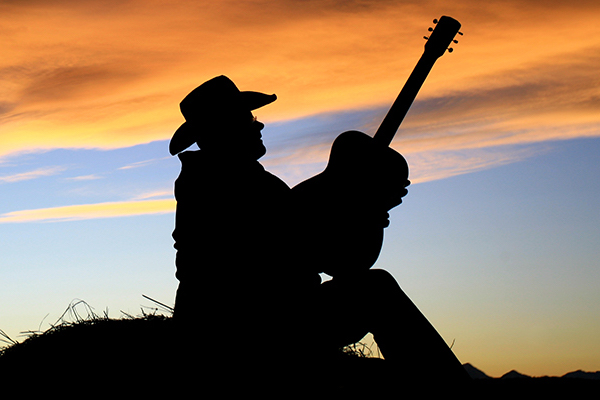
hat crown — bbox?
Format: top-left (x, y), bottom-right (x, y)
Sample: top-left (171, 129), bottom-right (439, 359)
top-left (180, 75), bottom-right (240, 121)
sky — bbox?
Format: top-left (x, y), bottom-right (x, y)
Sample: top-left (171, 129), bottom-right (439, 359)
top-left (1, 0), bottom-right (600, 378)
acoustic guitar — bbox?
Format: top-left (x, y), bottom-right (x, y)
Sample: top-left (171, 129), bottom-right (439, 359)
top-left (291, 16), bottom-right (462, 277)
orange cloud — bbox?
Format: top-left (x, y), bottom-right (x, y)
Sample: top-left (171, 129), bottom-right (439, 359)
top-left (1, 0), bottom-right (600, 177)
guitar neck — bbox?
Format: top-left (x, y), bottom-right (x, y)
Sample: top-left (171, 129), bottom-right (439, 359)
top-left (373, 15), bottom-right (461, 147)
top-left (373, 52), bottom-right (438, 147)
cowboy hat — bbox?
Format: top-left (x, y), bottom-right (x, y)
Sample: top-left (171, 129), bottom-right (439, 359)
top-left (169, 75), bottom-right (276, 155)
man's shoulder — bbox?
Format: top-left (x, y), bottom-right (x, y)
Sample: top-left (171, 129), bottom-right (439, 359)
top-left (175, 150), bottom-right (290, 190)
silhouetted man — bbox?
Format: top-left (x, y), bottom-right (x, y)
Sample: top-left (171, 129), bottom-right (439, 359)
top-left (169, 76), bottom-right (294, 325)
top-left (169, 76), bottom-right (294, 391)
top-left (169, 75), bottom-right (470, 393)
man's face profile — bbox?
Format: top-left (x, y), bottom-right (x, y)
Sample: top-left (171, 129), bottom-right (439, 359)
top-left (204, 109), bottom-right (267, 160)
top-left (238, 113), bottom-right (267, 160)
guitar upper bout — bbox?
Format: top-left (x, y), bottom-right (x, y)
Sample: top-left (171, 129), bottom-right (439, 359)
top-left (324, 130), bottom-right (409, 209)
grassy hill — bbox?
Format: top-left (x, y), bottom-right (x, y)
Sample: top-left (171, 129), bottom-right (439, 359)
top-left (0, 303), bottom-right (392, 397)
top-left (1, 304), bottom-right (598, 398)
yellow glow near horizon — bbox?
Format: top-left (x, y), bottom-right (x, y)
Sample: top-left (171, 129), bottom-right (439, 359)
top-left (0, 199), bottom-right (175, 224)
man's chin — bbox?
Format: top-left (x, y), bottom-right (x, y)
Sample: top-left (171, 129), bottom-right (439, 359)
top-left (254, 143), bottom-right (267, 160)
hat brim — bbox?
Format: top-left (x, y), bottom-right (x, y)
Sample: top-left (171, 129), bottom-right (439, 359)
top-left (169, 121), bottom-right (197, 156)
top-left (239, 91), bottom-right (277, 111)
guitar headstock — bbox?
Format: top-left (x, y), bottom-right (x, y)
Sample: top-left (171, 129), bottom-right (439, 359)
top-left (423, 16), bottom-right (462, 59)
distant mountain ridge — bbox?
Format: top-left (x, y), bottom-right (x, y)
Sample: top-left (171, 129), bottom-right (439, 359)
top-left (463, 363), bottom-right (491, 379)
top-left (464, 363), bottom-right (600, 380)
top-left (562, 370), bottom-right (600, 380)
top-left (501, 370), bottom-right (530, 379)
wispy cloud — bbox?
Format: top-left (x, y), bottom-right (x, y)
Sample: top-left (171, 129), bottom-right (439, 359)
top-left (405, 146), bottom-right (542, 184)
top-left (0, 166), bottom-right (66, 183)
top-left (118, 157), bottom-right (169, 170)
top-left (131, 190), bottom-right (173, 200)
top-left (0, 199), bottom-right (175, 223)
top-left (64, 174), bottom-right (102, 181)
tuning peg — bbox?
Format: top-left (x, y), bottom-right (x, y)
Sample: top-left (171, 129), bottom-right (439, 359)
top-left (448, 48), bottom-right (454, 53)
top-left (423, 36), bottom-right (429, 40)
top-left (428, 27), bottom-right (434, 32)
top-left (453, 39), bottom-right (458, 44)
top-left (433, 18), bottom-right (438, 24)
top-left (458, 31), bottom-right (464, 36)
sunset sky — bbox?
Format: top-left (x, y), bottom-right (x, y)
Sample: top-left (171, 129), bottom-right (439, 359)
top-left (2, 0), bottom-right (600, 378)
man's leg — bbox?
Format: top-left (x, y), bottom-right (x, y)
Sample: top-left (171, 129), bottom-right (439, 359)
top-left (319, 269), bottom-right (471, 388)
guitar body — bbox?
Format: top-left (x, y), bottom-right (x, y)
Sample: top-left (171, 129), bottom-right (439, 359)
top-left (291, 131), bottom-right (409, 277)
top-left (291, 16), bottom-right (461, 278)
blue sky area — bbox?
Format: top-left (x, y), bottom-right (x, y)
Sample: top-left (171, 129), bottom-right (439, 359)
top-left (2, 117), bottom-right (599, 377)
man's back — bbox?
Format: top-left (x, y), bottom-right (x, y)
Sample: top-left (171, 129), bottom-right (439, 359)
top-left (172, 150), bottom-right (292, 312)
